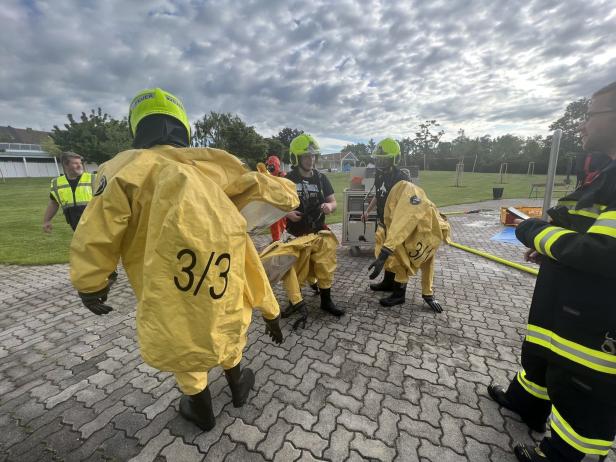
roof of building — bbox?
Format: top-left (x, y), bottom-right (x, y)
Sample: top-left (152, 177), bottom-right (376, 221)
top-left (320, 151), bottom-right (358, 162)
top-left (0, 126), bottom-right (51, 144)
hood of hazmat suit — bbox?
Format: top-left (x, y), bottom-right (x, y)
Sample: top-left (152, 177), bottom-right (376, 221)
top-left (380, 180), bottom-right (451, 275)
top-left (70, 145), bottom-right (299, 372)
top-left (226, 168), bottom-right (297, 233)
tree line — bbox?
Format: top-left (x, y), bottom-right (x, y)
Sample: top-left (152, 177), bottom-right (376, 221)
top-left (47, 98), bottom-right (588, 173)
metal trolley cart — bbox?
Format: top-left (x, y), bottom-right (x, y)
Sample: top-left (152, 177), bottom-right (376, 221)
top-left (342, 167), bottom-right (377, 256)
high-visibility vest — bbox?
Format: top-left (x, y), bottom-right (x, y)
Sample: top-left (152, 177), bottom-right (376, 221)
top-left (50, 172), bottom-right (96, 210)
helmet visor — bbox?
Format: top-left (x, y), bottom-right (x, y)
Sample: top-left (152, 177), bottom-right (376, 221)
top-left (374, 155), bottom-right (394, 169)
top-left (304, 143), bottom-right (320, 156)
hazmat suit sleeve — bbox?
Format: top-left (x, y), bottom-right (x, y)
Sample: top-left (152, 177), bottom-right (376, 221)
top-left (243, 239), bottom-right (280, 320)
top-left (383, 181), bottom-right (432, 251)
top-left (70, 175), bottom-right (131, 293)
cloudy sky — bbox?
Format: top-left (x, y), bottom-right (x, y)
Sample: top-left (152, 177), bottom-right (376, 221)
top-left (2, 0), bottom-right (615, 152)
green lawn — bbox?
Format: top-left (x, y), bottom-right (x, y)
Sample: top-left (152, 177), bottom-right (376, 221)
top-left (0, 171), bottom-right (570, 265)
top-left (0, 178), bottom-right (74, 265)
top-left (324, 171), bottom-right (569, 224)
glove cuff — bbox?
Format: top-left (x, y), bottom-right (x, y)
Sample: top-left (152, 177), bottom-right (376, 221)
top-left (264, 314), bottom-right (281, 323)
top-left (78, 286), bottom-right (108, 297)
top-left (379, 247), bottom-right (393, 258)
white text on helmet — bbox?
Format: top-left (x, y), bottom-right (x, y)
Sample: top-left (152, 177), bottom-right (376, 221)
top-left (130, 93), bottom-right (155, 111)
top-left (165, 94), bottom-right (184, 110)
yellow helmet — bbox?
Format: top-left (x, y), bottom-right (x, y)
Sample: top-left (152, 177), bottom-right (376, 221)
top-left (372, 138), bottom-right (400, 168)
top-left (128, 88), bottom-right (191, 139)
top-left (289, 133), bottom-right (320, 165)
top-left (372, 138), bottom-right (400, 158)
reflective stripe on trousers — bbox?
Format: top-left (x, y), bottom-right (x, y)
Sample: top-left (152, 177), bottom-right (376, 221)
top-left (550, 405), bottom-right (613, 456)
top-left (516, 369), bottom-right (549, 400)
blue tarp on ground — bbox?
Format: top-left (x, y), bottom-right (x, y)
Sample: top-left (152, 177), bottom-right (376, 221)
top-left (490, 226), bottom-right (522, 245)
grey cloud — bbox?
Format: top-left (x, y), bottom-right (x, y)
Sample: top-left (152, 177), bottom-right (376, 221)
top-left (1, 0), bottom-right (615, 143)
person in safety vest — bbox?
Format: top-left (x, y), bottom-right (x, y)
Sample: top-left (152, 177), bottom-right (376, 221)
top-left (69, 88), bottom-right (299, 432)
top-left (265, 155), bottom-right (287, 242)
top-left (260, 134), bottom-right (344, 330)
top-left (488, 81), bottom-right (616, 462)
top-left (361, 138), bottom-right (450, 309)
top-left (43, 152), bottom-right (95, 233)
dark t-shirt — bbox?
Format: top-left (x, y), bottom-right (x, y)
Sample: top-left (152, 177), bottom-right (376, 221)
top-left (50, 175), bottom-right (87, 231)
top-left (285, 168), bottom-right (334, 237)
top-left (375, 167), bottom-right (410, 223)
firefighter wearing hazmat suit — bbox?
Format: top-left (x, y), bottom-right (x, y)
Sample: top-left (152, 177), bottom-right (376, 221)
top-left (264, 155), bottom-right (287, 242)
top-left (259, 134), bottom-right (344, 330)
top-left (70, 88), bottom-right (299, 432)
top-left (363, 138), bottom-right (451, 309)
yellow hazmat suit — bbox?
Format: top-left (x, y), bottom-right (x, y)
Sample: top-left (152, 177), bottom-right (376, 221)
top-left (259, 230), bottom-right (338, 304)
top-left (375, 181), bottom-right (451, 294)
top-left (70, 146), bottom-right (298, 394)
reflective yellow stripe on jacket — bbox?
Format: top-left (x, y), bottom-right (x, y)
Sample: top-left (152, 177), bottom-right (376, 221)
top-left (50, 172), bottom-right (95, 210)
top-left (525, 324), bottom-right (616, 374)
top-left (559, 201), bottom-right (607, 219)
top-left (587, 211), bottom-right (616, 239)
top-left (533, 226), bottom-right (575, 259)
top-left (550, 406), bottom-right (613, 456)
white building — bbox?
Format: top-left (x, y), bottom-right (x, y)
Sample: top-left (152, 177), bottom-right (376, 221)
top-left (0, 126), bottom-right (96, 178)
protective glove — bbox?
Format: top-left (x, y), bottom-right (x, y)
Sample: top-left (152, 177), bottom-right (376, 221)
top-left (292, 303), bottom-right (309, 331)
top-left (422, 294), bottom-right (443, 313)
top-left (78, 285), bottom-right (113, 315)
top-left (368, 247), bottom-right (393, 280)
top-left (264, 315), bottom-right (284, 344)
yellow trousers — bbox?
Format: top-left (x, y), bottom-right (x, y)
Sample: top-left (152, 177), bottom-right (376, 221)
top-left (281, 231), bottom-right (338, 304)
top-left (375, 226), bottom-right (435, 295)
top-left (174, 351), bottom-right (243, 396)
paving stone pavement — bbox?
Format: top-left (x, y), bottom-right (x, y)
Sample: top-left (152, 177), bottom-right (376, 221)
top-left (1, 198), bottom-right (614, 462)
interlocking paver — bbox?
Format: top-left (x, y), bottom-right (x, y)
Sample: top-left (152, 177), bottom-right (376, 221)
top-left (312, 403), bottom-right (341, 439)
top-left (225, 418), bottom-right (266, 450)
top-left (192, 410), bottom-right (234, 453)
top-left (464, 437), bottom-right (492, 462)
top-left (463, 420), bottom-right (512, 451)
top-left (351, 432), bottom-right (396, 461)
top-left (159, 436), bottom-right (204, 462)
top-left (128, 429), bottom-right (174, 462)
top-left (273, 441), bottom-right (302, 462)
top-left (419, 439), bottom-right (469, 462)
top-left (256, 418), bottom-right (292, 460)
top-left (286, 426), bottom-right (328, 457)
top-left (337, 409), bottom-right (378, 437)
top-left (3, 206), bottom-right (616, 462)
top-left (280, 404), bottom-right (318, 431)
top-left (394, 432), bottom-right (421, 462)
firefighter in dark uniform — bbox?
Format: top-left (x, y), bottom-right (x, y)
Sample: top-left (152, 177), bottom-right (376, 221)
top-left (278, 133), bottom-right (345, 327)
top-left (488, 81), bottom-right (616, 461)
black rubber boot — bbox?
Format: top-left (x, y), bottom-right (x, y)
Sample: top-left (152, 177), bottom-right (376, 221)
top-left (513, 444), bottom-right (551, 461)
top-left (379, 284), bottom-right (406, 307)
top-left (319, 288), bottom-right (345, 317)
top-left (281, 300), bottom-right (306, 318)
top-left (370, 270), bottom-right (396, 291)
top-left (487, 384), bottom-right (547, 433)
top-left (179, 386), bottom-right (216, 431)
top-left (224, 364), bottom-right (255, 408)
top-left (310, 283), bottom-right (320, 295)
